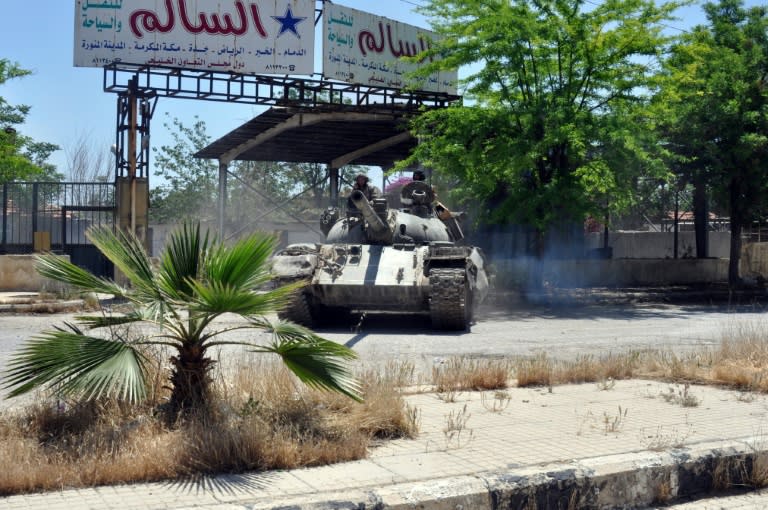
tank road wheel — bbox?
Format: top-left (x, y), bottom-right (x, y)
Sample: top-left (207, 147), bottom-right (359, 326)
top-left (429, 268), bottom-right (472, 331)
top-left (278, 292), bottom-right (316, 328)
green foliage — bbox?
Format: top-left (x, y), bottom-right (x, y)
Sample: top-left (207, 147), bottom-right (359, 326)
top-left (653, 0), bottom-right (768, 284)
top-left (150, 115), bottom-right (363, 226)
top-left (3, 223), bottom-right (362, 417)
top-left (404, 0), bottom-right (678, 244)
top-left (0, 59), bottom-right (60, 182)
top-left (150, 114), bottom-right (218, 223)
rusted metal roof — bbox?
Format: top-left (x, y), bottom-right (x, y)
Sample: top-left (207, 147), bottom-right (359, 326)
top-left (195, 106), bottom-right (418, 168)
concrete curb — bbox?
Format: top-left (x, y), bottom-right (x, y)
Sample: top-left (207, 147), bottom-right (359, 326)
top-left (0, 299), bottom-right (84, 313)
top-left (233, 438), bottom-right (765, 510)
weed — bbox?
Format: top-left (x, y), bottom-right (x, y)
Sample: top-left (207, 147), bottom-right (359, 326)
top-left (654, 478), bottom-right (673, 505)
top-left (639, 423), bottom-right (694, 451)
top-left (432, 357), bottom-right (511, 394)
top-left (514, 353), bottom-right (553, 387)
top-left (515, 351), bottom-right (638, 389)
top-left (575, 406), bottom-right (628, 436)
top-left (660, 384), bottom-right (700, 408)
top-left (748, 453), bottom-right (768, 489)
top-left (736, 392), bottom-right (759, 403)
top-left (443, 404), bottom-right (473, 449)
top-left (383, 359), bottom-right (417, 389)
top-left (603, 406), bottom-right (628, 434)
top-left (481, 390), bottom-right (512, 413)
top-left (596, 377), bottom-right (616, 391)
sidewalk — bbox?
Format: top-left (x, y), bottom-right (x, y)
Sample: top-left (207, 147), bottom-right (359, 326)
top-left (3, 379), bottom-right (768, 509)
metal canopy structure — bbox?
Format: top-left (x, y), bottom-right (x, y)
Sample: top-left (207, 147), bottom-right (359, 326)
top-left (103, 63), bottom-right (458, 112)
top-left (195, 106), bottom-right (416, 168)
top-left (102, 64), bottom-right (460, 235)
top-left (193, 104), bottom-right (429, 234)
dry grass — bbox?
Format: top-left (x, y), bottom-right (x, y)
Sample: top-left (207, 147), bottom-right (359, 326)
top-left (710, 321), bottom-right (768, 392)
top-left (431, 357), bottom-right (512, 394)
top-left (0, 357), bottom-right (417, 496)
top-left (514, 352), bottom-right (638, 388)
top-left (711, 453), bottom-right (768, 492)
top-left (511, 319), bottom-right (768, 395)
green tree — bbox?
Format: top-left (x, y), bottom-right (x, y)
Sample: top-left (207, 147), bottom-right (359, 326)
top-left (150, 114), bottom-right (219, 223)
top-left (3, 223), bottom-right (361, 420)
top-left (152, 115), bottom-right (363, 227)
top-left (0, 59), bottom-right (60, 182)
top-left (654, 0), bottom-right (768, 286)
top-left (404, 0), bottom-right (678, 274)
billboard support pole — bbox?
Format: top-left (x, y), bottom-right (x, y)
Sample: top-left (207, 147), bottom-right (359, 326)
top-left (115, 78), bottom-right (155, 255)
top-left (128, 79), bottom-right (138, 236)
top-left (218, 160), bottom-right (228, 238)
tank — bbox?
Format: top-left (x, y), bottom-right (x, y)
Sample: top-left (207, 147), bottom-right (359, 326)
top-left (271, 181), bottom-right (490, 330)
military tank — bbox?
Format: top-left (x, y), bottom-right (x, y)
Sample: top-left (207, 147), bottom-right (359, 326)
top-left (271, 181), bottom-right (490, 330)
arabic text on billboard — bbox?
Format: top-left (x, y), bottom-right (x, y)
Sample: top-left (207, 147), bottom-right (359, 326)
top-left (323, 4), bottom-right (457, 95)
top-left (75, 0), bottom-right (315, 75)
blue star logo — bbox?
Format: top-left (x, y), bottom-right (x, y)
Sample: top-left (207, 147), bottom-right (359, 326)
top-left (271, 5), bottom-right (307, 38)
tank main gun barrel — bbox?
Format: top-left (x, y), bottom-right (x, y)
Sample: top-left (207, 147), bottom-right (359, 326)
top-left (350, 190), bottom-right (392, 243)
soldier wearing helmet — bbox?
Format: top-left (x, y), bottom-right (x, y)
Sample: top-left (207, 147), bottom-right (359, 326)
top-left (347, 174), bottom-right (381, 211)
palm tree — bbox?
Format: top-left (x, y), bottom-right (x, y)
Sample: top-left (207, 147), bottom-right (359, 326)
top-left (3, 223), bottom-right (361, 419)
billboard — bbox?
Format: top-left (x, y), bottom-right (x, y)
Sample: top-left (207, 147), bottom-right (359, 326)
top-left (323, 4), bottom-right (457, 94)
top-left (75, 0), bottom-right (315, 75)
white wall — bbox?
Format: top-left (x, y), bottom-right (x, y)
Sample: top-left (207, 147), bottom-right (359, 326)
top-left (585, 231), bottom-right (731, 259)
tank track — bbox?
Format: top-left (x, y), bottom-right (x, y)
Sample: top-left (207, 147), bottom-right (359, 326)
top-left (429, 267), bottom-right (471, 330)
top-left (278, 291), bottom-right (315, 328)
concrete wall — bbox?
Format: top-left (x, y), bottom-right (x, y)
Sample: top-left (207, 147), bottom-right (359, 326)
top-left (0, 254), bottom-right (70, 292)
top-left (495, 257), bottom-right (730, 288)
top-left (741, 242), bottom-right (768, 280)
top-left (585, 231), bottom-right (731, 259)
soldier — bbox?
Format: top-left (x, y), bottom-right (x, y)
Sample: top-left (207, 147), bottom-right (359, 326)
top-left (347, 174), bottom-right (381, 211)
top-left (400, 170), bottom-right (435, 215)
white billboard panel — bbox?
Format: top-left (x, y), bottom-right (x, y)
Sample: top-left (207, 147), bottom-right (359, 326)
top-left (75, 0), bottom-right (315, 75)
top-left (323, 5), bottom-right (457, 94)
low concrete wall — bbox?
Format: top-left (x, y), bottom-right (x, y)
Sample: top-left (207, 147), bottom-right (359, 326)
top-left (553, 258), bottom-right (729, 287)
top-left (0, 255), bottom-right (70, 292)
top-left (497, 258), bottom-right (730, 288)
top-left (741, 242), bottom-right (768, 280)
top-left (586, 231), bottom-right (731, 259)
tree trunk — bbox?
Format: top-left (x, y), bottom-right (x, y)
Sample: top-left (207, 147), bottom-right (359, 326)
top-left (728, 176), bottom-right (743, 288)
top-left (167, 344), bottom-right (214, 421)
top-left (728, 219), bottom-right (743, 288)
top-left (693, 174), bottom-right (708, 258)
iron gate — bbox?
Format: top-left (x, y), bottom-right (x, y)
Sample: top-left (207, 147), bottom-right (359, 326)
top-left (1, 182), bottom-right (116, 278)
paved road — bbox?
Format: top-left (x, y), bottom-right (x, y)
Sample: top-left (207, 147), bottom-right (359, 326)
top-left (1, 291), bottom-right (766, 374)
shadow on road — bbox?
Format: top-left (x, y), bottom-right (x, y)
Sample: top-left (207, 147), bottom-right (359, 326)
top-left (315, 286), bottom-right (768, 336)
top-left (483, 286), bottom-right (768, 321)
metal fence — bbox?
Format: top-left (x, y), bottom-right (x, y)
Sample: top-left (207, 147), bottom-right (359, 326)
top-left (1, 182), bottom-right (116, 277)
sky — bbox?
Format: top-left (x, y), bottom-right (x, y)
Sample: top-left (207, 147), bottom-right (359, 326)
top-left (0, 0), bottom-right (430, 182)
top-left (0, 0), bottom-right (761, 182)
